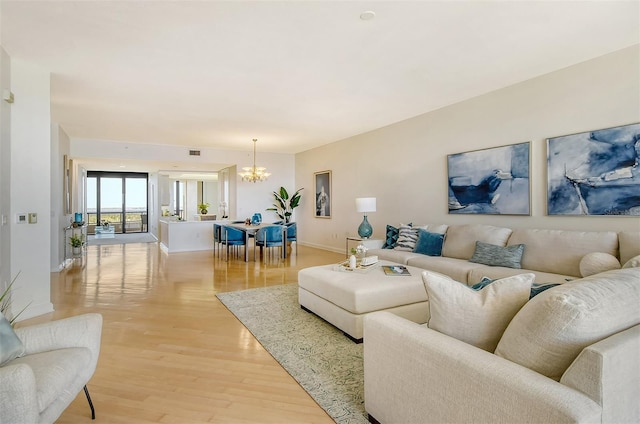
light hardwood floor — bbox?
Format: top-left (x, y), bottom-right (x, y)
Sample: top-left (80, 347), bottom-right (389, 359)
top-left (18, 241), bottom-right (345, 423)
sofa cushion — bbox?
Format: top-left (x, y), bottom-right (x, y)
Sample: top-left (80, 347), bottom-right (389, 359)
top-left (507, 229), bottom-right (618, 277)
top-left (442, 224), bottom-right (512, 260)
top-left (618, 231), bottom-right (640, 265)
top-left (472, 276), bottom-right (560, 299)
top-left (579, 252), bottom-right (621, 277)
top-left (495, 267), bottom-right (640, 381)
top-left (394, 225), bottom-right (420, 251)
top-left (469, 241), bottom-right (525, 269)
top-left (0, 312), bottom-right (25, 366)
top-left (407, 256), bottom-right (489, 284)
top-left (413, 229), bottom-right (444, 256)
top-left (467, 266), bottom-right (574, 286)
top-left (422, 270), bottom-right (534, 352)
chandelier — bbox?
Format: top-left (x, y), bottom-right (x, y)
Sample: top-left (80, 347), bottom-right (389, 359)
top-left (239, 138), bottom-right (271, 183)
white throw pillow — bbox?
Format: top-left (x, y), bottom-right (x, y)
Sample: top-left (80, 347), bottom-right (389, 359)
top-left (623, 254), bottom-right (640, 269)
top-left (579, 252), bottom-right (621, 277)
top-left (422, 270), bottom-right (534, 352)
top-left (495, 267), bottom-right (640, 381)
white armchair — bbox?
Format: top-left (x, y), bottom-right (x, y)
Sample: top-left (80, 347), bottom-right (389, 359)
top-left (0, 313), bottom-right (103, 424)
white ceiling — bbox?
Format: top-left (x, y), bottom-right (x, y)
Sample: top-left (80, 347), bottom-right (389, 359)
top-left (1, 1), bottom-right (638, 155)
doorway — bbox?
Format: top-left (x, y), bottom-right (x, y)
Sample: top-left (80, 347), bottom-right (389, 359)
top-left (87, 172), bottom-right (148, 235)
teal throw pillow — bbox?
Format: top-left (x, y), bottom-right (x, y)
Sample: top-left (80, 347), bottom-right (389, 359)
top-left (0, 312), bottom-right (25, 366)
top-left (413, 229), bottom-right (444, 256)
top-left (469, 241), bottom-right (525, 269)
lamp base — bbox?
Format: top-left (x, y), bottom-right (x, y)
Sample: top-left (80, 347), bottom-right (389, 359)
top-left (358, 215), bottom-right (373, 239)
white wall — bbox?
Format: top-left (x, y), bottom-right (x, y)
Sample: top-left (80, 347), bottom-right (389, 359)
top-left (296, 45), bottom-right (640, 253)
top-left (50, 124), bottom-right (72, 271)
top-left (0, 46), bottom-right (11, 300)
top-left (9, 59), bottom-right (53, 319)
top-left (70, 139), bottom-right (296, 223)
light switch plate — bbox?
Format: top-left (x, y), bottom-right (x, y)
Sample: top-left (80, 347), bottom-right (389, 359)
top-left (28, 213), bottom-right (37, 224)
top-left (16, 213), bottom-right (27, 224)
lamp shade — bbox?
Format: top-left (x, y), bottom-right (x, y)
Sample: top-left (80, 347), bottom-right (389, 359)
top-left (356, 197), bottom-right (376, 213)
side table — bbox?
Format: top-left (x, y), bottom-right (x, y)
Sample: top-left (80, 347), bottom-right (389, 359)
top-left (345, 236), bottom-right (384, 257)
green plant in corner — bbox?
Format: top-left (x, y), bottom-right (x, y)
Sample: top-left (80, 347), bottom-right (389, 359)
top-left (266, 187), bottom-right (303, 223)
top-left (69, 233), bottom-right (84, 248)
top-left (0, 271), bottom-right (29, 325)
top-left (198, 202), bottom-right (210, 214)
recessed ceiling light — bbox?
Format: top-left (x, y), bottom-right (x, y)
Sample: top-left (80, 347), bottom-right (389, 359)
top-left (360, 10), bottom-right (375, 21)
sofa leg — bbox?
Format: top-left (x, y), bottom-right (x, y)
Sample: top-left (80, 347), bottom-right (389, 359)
top-left (83, 385), bottom-right (95, 420)
top-left (368, 414), bottom-right (381, 424)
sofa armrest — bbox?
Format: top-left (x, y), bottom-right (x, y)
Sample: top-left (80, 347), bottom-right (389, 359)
top-left (363, 312), bottom-right (601, 424)
top-left (0, 363), bottom-right (39, 424)
top-left (15, 313), bottom-right (102, 358)
top-left (561, 324), bottom-right (640, 423)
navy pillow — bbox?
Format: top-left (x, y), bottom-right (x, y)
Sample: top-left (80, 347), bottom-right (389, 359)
top-left (472, 276), bottom-right (560, 299)
top-left (413, 229), bottom-right (444, 256)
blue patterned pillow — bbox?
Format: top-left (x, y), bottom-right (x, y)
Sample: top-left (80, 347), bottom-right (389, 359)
top-left (382, 225), bottom-right (399, 249)
top-left (0, 312), bottom-right (25, 366)
top-left (413, 229), bottom-right (445, 256)
top-left (469, 241), bottom-right (525, 269)
top-left (472, 277), bottom-right (560, 299)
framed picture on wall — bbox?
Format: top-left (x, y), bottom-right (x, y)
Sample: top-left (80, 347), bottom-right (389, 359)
top-left (547, 122), bottom-right (640, 216)
top-left (447, 142), bottom-right (530, 215)
top-left (314, 170), bottom-right (331, 218)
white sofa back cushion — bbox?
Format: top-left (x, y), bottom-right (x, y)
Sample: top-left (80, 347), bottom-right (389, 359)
top-left (422, 270), bottom-right (534, 352)
top-left (508, 229), bottom-right (618, 277)
top-left (442, 224), bottom-right (512, 260)
top-left (619, 231), bottom-right (640, 266)
top-left (495, 267), bottom-right (640, 381)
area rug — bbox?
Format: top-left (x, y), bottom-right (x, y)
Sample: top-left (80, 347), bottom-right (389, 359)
top-left (87, 233), bottom-right (158, 246)
top-left (216, 284), bottom-right (367, 424)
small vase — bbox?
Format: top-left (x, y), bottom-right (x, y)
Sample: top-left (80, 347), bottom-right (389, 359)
top-left (201, 209), bottom-right (208, 214)
top-left (73, 247), bottom-right (81, 255)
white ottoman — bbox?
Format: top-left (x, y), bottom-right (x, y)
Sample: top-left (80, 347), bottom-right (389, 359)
top-left (298, 261), bottom-right (429, 342)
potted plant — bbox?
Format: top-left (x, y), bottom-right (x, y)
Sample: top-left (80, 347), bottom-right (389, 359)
top-left (198, 202), bottom-right (210, 214)
top-left (0, 271), bottom-right (29, 325)
top-left (266, 187), bottom-right (303, 223)
top-left (69, 234), bottom-right (84, 255)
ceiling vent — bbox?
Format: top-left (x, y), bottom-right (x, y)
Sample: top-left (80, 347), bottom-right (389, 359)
top-left (189, 149), bottom-right (201, 156)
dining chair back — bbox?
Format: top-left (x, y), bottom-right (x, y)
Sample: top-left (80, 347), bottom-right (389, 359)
top-left (285, 222), bottom-right (297, 255)
top-left (221, 225), bottom-right (246, 260)
top-left (254, 225), bottom-right (285, 261)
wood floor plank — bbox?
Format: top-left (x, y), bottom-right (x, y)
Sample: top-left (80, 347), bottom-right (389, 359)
top-left (17, 242), bottom-right (343, 423)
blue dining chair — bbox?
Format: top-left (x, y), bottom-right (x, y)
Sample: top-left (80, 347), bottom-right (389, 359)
top-left (285, 222), bottom-right (297, 257)
top-left (254, 225), bottom-right (285, 261)
top-left (221, 225), bottom-right (246, 260)
top-left (213, 223), bottom-right (222, 257)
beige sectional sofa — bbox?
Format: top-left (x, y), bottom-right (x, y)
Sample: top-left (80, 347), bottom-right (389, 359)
top-left (367, 224), bottom-right (640, 285)
top-left (363, 225), bottom-right (640, 423)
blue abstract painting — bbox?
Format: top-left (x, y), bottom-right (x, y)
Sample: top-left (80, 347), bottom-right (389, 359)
top-left (447, 142), bottom-right (530, 215)
top-left (547, 123), bottom-right (640, 216)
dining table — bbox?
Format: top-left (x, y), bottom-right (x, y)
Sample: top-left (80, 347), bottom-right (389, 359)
top-left (226, 222), bottom-right (287, 261)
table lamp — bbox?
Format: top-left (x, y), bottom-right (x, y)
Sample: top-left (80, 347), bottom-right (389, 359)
top-left (356, 197), bottom-right (376, 238)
